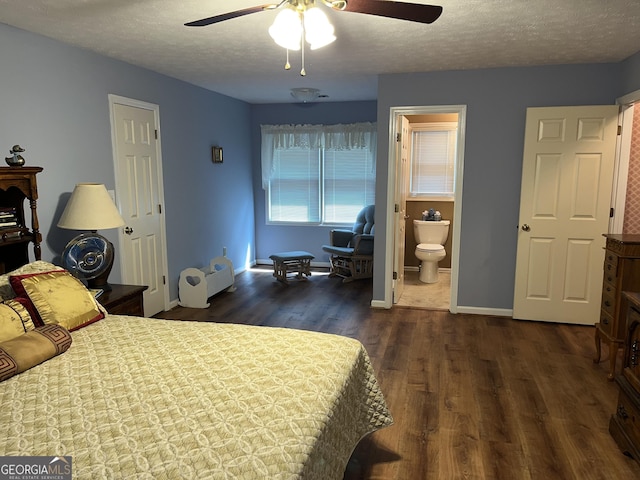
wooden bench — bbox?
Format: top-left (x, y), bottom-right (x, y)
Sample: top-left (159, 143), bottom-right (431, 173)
top-left (269, 251), bottom-right (314, 284)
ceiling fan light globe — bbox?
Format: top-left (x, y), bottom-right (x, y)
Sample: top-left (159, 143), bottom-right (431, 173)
top-left (304, 7), bottom-right (335, 49)
top-left (269, 8), bottom-right (303, 50)
top-left (309, 34), bottom-right (336, 50)
top-left (303, 7), bottom-right (332, 32)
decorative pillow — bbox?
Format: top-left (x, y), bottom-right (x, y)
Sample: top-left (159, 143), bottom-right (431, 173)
top-left (10, 270), bottom-right (67, 326)
top-left (0, 324), bottom-right (72, 382)
top-left (0, 299), bottom-right (36, 342)
top-left (10, 270), bottom-right (104, 331)
top-left (0, 261), bottom-right (60, 301)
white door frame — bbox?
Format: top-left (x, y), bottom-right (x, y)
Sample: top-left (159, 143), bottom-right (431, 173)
top-left (611, 88), bottom-right (640, 233)
top-left (384, 105), bottom-right (467, 311)
top-left (108, 94), bottom-right (170, 312)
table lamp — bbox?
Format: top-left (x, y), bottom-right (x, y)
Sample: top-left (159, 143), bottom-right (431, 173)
top-left (58, 183), bottom-right (125, 291)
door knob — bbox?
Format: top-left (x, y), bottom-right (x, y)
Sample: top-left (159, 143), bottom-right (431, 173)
top-left (124, 227), bottom-right (133, 235)
top-left (521, 224), bottom-right (531, 232)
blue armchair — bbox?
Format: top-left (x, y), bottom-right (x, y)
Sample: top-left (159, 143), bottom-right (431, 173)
top-left (322, 205), bottom-right (375, 282)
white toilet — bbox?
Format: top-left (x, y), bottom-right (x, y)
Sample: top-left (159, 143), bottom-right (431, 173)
top-left (413, 219), bottom-right (450, 283)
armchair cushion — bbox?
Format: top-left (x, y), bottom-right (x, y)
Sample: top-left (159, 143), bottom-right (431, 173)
top-left (352, 234), bottom-right (374, 256)
top-left (352, 205), bottom-right (375, 235)
top-left (329, 229), bottom-right (355, 248)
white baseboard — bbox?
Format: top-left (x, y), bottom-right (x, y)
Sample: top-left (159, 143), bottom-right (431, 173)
top-left (455, 306), bottom-right (513, 317)
top-left (370, 300), bottom-right (389, 309)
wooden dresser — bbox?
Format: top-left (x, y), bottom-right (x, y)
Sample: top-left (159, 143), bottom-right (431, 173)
top-left (594, 234), bottom-right (640, 380)
top-left (609, 291), bottom-right (640, 465)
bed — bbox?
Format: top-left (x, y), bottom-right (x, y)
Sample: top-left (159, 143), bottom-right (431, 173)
top-left (0, 261), bottom-right (393, 479)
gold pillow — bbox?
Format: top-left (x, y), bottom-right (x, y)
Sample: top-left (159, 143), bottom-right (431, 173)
top-left (0, 299), bottom-right (36, 342)
top-left (13, 271), bottom-right (104, 331)
top-left (0, 260), bottom-right (59, 300)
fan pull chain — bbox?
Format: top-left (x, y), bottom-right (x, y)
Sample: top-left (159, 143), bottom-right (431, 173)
top-left (300, 26), bottom-right (306, 76)
top-left (285, 49), bottom-right (291, 70)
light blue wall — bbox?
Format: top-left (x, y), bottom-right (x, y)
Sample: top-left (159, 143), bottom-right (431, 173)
top-left (0, 23), bottom-right (254, 302)
top-left (621, 50), bottom-right (640, 95)
top-left (250, 102), bottom-right (377, 263)
top-left (374, 64), bottom-right (625, 309)
top-left (3, 20), bottom-right (639, 312)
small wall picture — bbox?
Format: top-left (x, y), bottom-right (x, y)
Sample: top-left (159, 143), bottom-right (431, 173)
top-left (212, 146), bottom-right (223, 163)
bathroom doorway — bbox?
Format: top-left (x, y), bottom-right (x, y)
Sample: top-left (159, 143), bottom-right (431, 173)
top-left (389, 105), bottom-right (466, 311)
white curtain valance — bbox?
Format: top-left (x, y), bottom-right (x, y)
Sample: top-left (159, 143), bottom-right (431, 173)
top-left (261, 122), bottom-right (377, 189)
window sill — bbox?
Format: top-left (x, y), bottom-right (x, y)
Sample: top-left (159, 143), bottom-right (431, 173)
top-left (407, 196), bottom-right (454, 202)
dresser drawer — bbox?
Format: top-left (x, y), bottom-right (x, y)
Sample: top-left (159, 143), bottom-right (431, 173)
top-left (98, 284), bottom-right (147, 317)
top-left (614, 383), bottom-right (640, 449)
top-left (604, 260), bottom-right (619, 283)
top-left (605, 249), bottom-right (619, 266)
top-left (600, 310), bottom-right (615, 336)
top-left (601, 290), bottom-right (616, 317)
top-left (602, 281), bottom-right (616, 296)
top-left (107, 296), bottom-right (144, 316)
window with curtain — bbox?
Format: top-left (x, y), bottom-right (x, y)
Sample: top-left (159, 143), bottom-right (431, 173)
top-left (410, 122), bottom-right (457, 198)
top-left (261, 122), bottom-right (376, 224)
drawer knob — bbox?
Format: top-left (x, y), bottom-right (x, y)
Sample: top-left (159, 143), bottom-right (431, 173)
top-left (602, 317), bottom-right (609, 325)
top-left (617, 404), bottom-right (629, 420)
top-left (604, 300), bottom-right (612, 308)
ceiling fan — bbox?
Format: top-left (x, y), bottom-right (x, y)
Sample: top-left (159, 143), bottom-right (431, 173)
top-left (185, 1), bottom-right (443, 28)
top-left (185, 0), bottom-right (443, 76)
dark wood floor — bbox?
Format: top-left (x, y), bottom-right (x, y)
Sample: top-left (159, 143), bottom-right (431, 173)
top-left (154, 267), bottom-right (639, 479)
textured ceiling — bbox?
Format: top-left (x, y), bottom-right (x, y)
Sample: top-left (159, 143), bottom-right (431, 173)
top-left (1, 0), bottom-right (639, 104)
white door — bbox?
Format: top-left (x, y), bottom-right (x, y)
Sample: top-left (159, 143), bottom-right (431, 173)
top-left (393, 116), bottom-right (410, 303)
top-left (110, 96), bottom-right (169, 317)
top-left (513, 105), bottom-right (619, 324)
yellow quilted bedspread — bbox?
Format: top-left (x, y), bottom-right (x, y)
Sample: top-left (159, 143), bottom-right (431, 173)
top-left (0, 316), bottom-right (393, 479)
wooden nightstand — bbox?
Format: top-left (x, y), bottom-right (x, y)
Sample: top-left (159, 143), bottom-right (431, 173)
top-left (98, 284), bottom-right (147, 316)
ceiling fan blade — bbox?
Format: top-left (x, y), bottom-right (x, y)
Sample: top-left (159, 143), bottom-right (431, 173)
top-left (185, 4), bottom-right (280, 27)
top-left (338, 0), bottom-right (443, 24)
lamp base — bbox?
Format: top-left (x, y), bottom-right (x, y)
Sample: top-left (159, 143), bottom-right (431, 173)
top-left (87, 261), bottom-right (114, 292)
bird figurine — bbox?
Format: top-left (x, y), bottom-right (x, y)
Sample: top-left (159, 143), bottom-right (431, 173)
top-left (5, 145), bottom-right (25, 167)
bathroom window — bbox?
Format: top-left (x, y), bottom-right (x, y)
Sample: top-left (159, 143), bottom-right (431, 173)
top-left (261, 123), bottom-right (376, 224)
top-left (410, 122), bottom-right (457, 198)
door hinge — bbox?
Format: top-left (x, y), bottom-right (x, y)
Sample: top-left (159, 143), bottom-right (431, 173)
top-left (155, 129), bottom-right (158, 140)
top-left (395, 203), bottom-right (399, 213)
top-left (158, 204), bottom-right (162, 214)
top-left (396, 132), bottom-right (401, 142)
top-left (617, 125), bottom-right (622, 135)
top-left (163, 275), bottom-right (166, 285)
top-left (393, 271), bottom-right (398, 280)
top-left (610, 207), bottom-right (615, 218)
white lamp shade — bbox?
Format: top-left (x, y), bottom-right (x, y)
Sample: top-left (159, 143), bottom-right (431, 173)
top-left (58, 183), bottom-right (125, 231)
